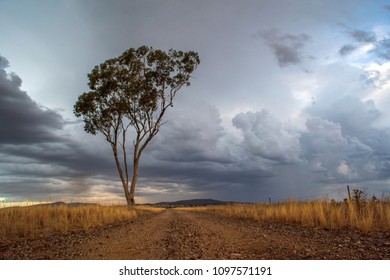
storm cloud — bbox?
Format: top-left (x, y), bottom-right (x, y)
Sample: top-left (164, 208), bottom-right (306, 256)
top-left (256, 29), bottom-right (311, 67)
top-left (0, 55), bottom-right (119, 201)
top-left (338, 27), bottom-right (376, 58)
top-left (303, 95), bottom-right (390, 185)
top-left (149, 102), bottom-right (231, 164)
top-left (339, 44), bottom-right (357, 56)
top-left (0, 55), bottom-right (63, 144)
top-left (339, 25), bottom-right (390, 63)
top-left (348, 29), bottom-right (377, 43)
top-left (232, 110), bottom-right (300, 163)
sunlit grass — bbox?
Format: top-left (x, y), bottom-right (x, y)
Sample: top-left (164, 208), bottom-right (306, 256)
top-left (0, 201), bottom-right (51, 209)
top-left (135, 205), bottom-right (166, 213)
top-left (184, 199), bottom-right (390, 232)
top-left (174, 206), bottom-right (210, 211)
top-left (0, 204), bottom-right (137, 240)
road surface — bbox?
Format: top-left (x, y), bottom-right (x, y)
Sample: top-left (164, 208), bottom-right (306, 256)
top-left (1, 209), bottom-right (390, 259)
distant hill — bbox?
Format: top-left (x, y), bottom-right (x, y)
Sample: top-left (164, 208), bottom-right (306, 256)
top-left (35, 201), bottom-right (99, 207)
top-left (30, 199), bottom-right (235, 208)
top-left (154, 198), bottom-right (234, 207)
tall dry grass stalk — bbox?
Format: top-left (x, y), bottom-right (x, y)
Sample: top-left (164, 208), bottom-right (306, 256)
top-left (0, 204), bottom-right (137, 240)
top-left (202, 199), bottom-right (390, 232)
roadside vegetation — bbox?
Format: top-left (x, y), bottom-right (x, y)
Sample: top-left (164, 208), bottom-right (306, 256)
top-left (135, 205), bottom-right (166, 213)
top-left (179, 190), bottom-right (390, 233)
top-left (0, 204), bottom-right (163, 240)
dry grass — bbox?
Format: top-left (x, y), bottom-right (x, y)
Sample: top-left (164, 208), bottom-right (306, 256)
top-left (0, 204), bottom-right (137, 240)
top-left (189, 199), bottom-right (390, 233)
top-left (174, 206), bottom-right (210, 211)
top-left (135, 205), bottom-right (166, 213)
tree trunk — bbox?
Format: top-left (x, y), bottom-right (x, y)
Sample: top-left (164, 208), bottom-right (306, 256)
top-left (111, 147), bottom-right (133, 208)
top-left (126, 192), bottom-right (135, 208)
top-left (127, 156), bottom-right (139, 208)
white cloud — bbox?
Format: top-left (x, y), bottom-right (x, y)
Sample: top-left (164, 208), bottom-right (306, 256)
top-left (337, 160), bottom-right (357, 179)
top-left (232, 109), bottom-right (301, 163)
top-left (301, 117), bottom-right (347, 175)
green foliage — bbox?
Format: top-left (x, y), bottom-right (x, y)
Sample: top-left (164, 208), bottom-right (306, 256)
top-left (74, 46), bottom-right (200, 137)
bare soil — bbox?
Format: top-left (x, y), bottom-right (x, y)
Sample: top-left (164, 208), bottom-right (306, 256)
top-left (1, 209), bottom-right (390, 260)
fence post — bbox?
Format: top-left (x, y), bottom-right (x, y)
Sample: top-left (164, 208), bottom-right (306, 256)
top-left (347, 185), bottom-right (352, 201)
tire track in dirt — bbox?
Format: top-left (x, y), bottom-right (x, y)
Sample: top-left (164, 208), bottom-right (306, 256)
top-left (161, 211), bottom-right (260, 259)
top-left (76, 210), bottom-right (174, 260)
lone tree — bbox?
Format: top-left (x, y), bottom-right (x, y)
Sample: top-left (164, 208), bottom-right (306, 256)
top-left (74, 46), bottom-right (200, 207)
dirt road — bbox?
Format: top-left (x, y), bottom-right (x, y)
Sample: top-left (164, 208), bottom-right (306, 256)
top-left (1, 209), bottom-right (390, 259)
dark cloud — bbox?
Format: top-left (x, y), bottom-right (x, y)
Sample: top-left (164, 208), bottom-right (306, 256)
top-left (300, 117), bottom-right (380, 184)
top-left (138, 103), bottom-right (275, 200)
top-left (339, 44), bottom-right (357, 56)
top-left (0, 54), bottom-right (63, 144)
top-left (149, 102), bottom-right (232, 164)
top-left (312, 96), bottom-right (381, 138)
top-left (303, 95), bottom-right (390, 184)
top-left (0, 55), bottom-right (119, 201)
top-left (140, 95), bottom-right (390, 200)
top-left (374, 38), bottom-right (390, 61)
top-left (232, 110), bottom-right (300, 163)
top-left (300, 117), bottom-right (348, 180)
top-left (385, 5), bottom-right (390, 12)
top-left (338, 27), bottom-right (376, 58)
top-left (348, 29), bottom-right (376, 43)
top-left (339, 27), bottom-right (390, 63)
top-left (0, 55), bottom-right (9, 68)
top-left (0, 138), bottom-right (116, 201)
top-left (137, 154), bottom-right (276, 203)
top-left (256, 29), bottom-right (311, 67)
top-left (0, 140), bottom-right (114, 177)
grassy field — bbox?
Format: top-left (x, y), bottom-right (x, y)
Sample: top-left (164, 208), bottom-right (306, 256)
top-left (2, 195), bottom-right (389, 241)
top-left (184, 198), bottom-right (390, 232)
top-left (0, 204), bottom-right (163, 240)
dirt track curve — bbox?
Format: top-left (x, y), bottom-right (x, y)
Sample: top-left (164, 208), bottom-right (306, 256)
top-left (1, 209), bottom-right (390, 260)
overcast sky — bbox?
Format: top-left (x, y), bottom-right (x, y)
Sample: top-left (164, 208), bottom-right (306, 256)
top-left (1, 0), bottom-right (390, 204)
